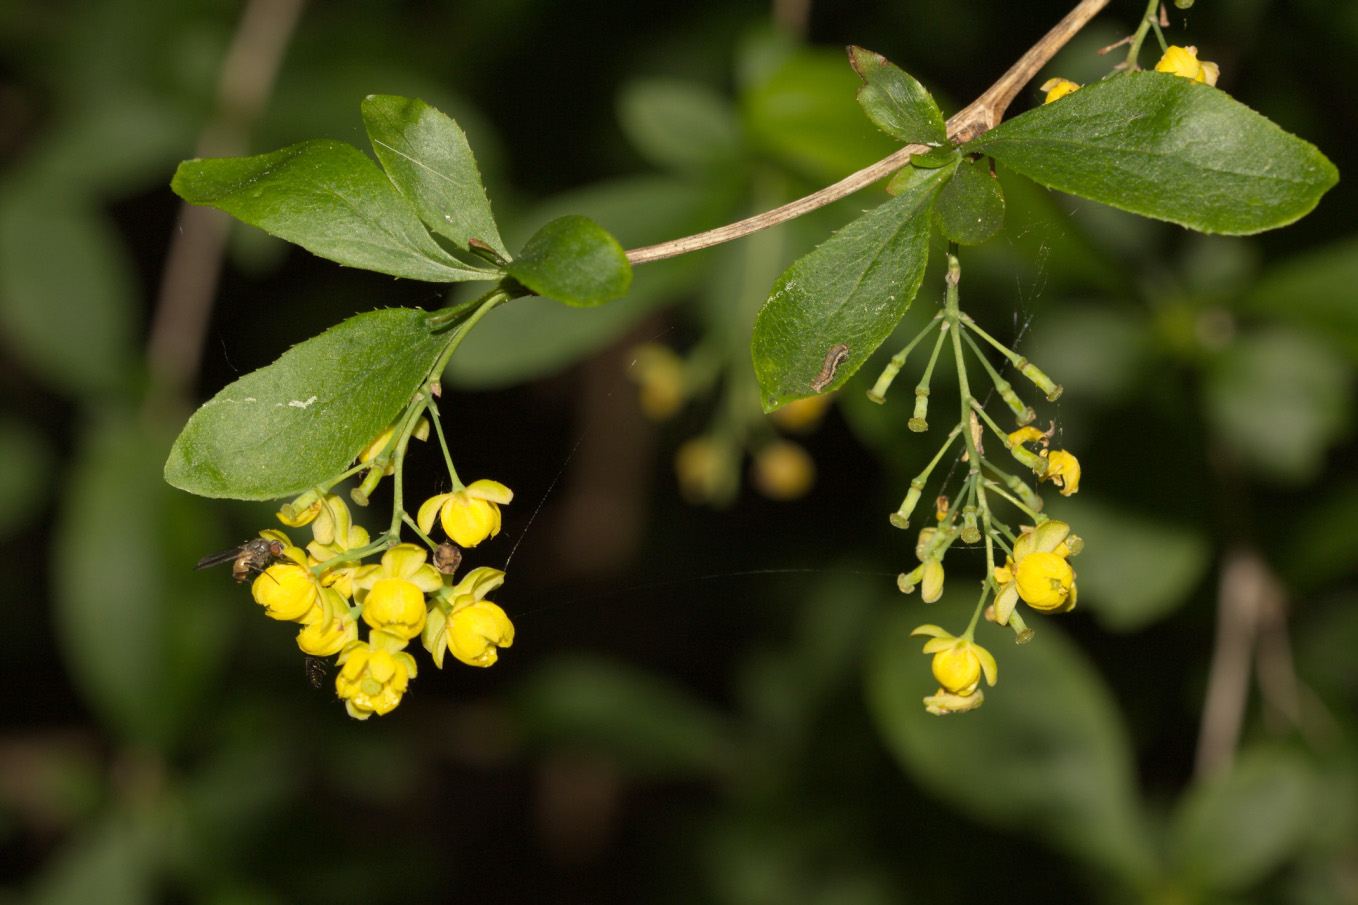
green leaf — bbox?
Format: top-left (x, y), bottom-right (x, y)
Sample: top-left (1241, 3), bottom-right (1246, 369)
top-left (617, 78), bottom-right (744, 171)
top-left (1170, 746), bottom-right (1319, 894)
top-left (965, 72), bottom-right (1338, 235)
top-left (0, 187), bottom-right (136, 396)
top-left (518, 655), bottom-right (734, 780)
top-left (743, 46), bottom-right (901, 181)
top-left (55, 418), bottom-right (233, 749)
top-left (27, 808), bottom-right (159, 905)
top-left (865, 610), bottom-right (1158, 885)
top-left (1239, 237), bottom-right (1358, 361)
top-left (506, 215), bottom-right (632, 307)
top-left (171, 141), bottom-right (500, 282)
top-left (1046, 495), bottom-right (1210, 632)
top-left (447, 175), bottom-right (724, 387)
top-left (848, 46), bottom-right (947, 145)
top-left (751, 165), bottom-right (949, 411)
top-left (932, 156), bottom-right (1005, 245)
top-left (165, 308), bottom-right (450, 500)
top-left (1204, 326), bottom-right (1353, 484)
top-left (0, 417), bottom-right (52, 542)
top-left (360, 94), bottom-right (509, 259)
top-left (907, 145), bottom-right (959, 168)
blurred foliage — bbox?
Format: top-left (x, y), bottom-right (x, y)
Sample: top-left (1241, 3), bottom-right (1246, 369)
top-left (2, 1), bottom-right (1357, 904)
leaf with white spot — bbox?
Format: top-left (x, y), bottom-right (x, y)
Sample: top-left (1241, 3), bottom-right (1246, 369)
top-left (165, 308), bottom-right (450, 500)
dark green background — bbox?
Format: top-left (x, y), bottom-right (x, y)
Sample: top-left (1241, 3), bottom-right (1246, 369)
top-left (2, 1), bottom-right (1356, 903)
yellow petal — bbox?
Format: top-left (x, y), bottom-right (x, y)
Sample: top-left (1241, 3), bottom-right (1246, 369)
top-left (416, 493), bottom-right (451, 535)
top-left (920, 637), bottom-right (955, 654)
top-left (994, 583), bottom-right (1020, 626)
top-left (973, 643), bottom-right (998, 686)
top-left (463, 479), bottom-right (514, 505)
top-left (1040, 78), bottom-right (1080, 104)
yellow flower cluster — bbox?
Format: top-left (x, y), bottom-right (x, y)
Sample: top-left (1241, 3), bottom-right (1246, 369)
top-left (628, 340), bottom-right (834, 506)
top-left (230, 475), bottom-right (516, 720)
top-left (1040, 45), bottom-right (1219, 113)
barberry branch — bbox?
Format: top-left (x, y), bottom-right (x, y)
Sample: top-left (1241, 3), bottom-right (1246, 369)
top-left (625, 0), bottom-right (1110, 266)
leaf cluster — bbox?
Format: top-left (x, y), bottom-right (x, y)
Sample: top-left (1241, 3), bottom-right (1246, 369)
top-left (167, 96), bottom-right (634, 499)
top-left (750, 49), bottom-right (1337, 411)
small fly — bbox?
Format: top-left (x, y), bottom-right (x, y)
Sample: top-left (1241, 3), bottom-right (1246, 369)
top-left (304, 656), bottom-right (329, 689)
top-left (194, 537), bottom-right (286, 583)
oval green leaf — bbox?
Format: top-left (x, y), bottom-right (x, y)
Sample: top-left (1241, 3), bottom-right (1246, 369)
top-left (965, 71), bottom-right (1338, 235)
top-left (1046, 495), bottom-right (1209, 632)
top-left (517, 655), bottom-right (735, 780)
top-left (617, 78), bottom-right (744, 172)
top-left (752, 166), bottom-right (950, 411)
top-left (849, 46), bottom-right (947, 146)
top-left (933, 156), bottom-right (1005, 245)
top-left (0, 188), bottom-right (136, 396)
top-left (506, 215), bottom-right (632, 307)
top-left (172, 140), bottom-right (500, 282)
top-left (165, 308), bottom-right (450, 500)
top-left (361, 94), bottom-right (509, 259)
top-left (57, 418), bottom-right (234, 748)
top-left (743, 45), bottom-right (901, 182)
top-left (1169, 746), bottom-right (1319, 894)
top-left (865, 610), bottom-right (1158, 885)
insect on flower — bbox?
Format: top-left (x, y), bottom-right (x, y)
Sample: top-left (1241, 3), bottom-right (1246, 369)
top-left (194, 537), bottom-right (287, 583)
top-left (304, 655), bottom-right (329, 689)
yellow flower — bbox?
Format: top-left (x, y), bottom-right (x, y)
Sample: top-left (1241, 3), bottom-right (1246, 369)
top-left (1007, 425), bottom-right (1046, 447)
top-left (769, 393), bottom-right (833, 434)
top-left (357, 417), bottom-right (430, 474)
top-left (923, 687), bottom-right (986, 715)
top-left (363, 579), bottom-right (428, 641)
top-left (629, 344), bottom-right (687, 420)
top-left (750, 440), bottom-right (815, 501)
top-left (276, 489), bottom-right (323, 528)
top-left (308, 504), bottom-right (371, 599)
top-left (1015, 552), bottom-right (1076, 612)
top-left (674, 436), bottom-right (735, 505)
top-left (911, 624), bottom-right (998, 698)
top-left (296, 588), bottom-right (358, 656)
top-left (1041, 449), bottom-right (1081, 496)
top-left (422, 566), bottom-right (512, 668)
top-left (920, 560), bottom-right (945, 604)
top-left (1040, 77), bottom-right (1081, 103)
top-left (447, 600), bottom-right (515, 667)
top-left (250, 535), bottom-right (321, 621)
top-left (1155, 45), bottom-right (1219, 86)
top-left (335, 641), bottom-right (417, 719)
top-left (303, 494), bottom-right (366, 548)
top-left (417, 479), bottom-right (513, 548)
top-left (354, 544), bottom-right (443, 642)
top-left (992, 520), bottom-right (1078, 625)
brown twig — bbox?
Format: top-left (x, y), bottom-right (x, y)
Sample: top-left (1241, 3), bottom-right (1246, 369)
top-left (145, 0), bottom-right (308, 404)
top-left (625, 0), bottom-right (1110, 266)
top-left (1194, 549), bottom-right (1283, 777)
